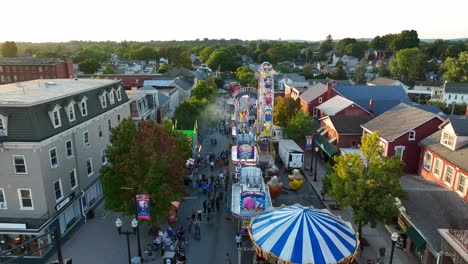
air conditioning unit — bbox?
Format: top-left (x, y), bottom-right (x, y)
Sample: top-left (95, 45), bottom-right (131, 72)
top-left (0, 202), bottom-right (6, 209)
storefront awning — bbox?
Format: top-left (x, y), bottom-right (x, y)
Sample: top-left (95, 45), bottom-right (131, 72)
top-left (314, 135), bottom-right (337, 157)
top-left (406, 227), bottom-right (426, 249)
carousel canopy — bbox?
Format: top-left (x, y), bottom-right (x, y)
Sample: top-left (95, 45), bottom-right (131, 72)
top-left (250, 204), bottom-right (358, 264)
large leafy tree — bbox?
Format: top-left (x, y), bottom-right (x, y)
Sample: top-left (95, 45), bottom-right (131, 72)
top-left (326, 131), bottom-right (406, 240)
top-left (443, 51), bottom-right (468, 82)
top-left (174, 100), bottom-right (204, 130)
top-left (206, 47), bottom-right (242, 71)
top-left (390, 47), bottom-right (426, 85)
top-left (283, 110), bottom-right (314, 142)
top-left (75, 46), bottom-right (110, 63)
top-left (102, 64), bottom-right (115, 74)
top-left (101, 118), bottom-right (188, 220)
top-left (236, 66), bottom-right (257, 87)
top-left (335, 38), bottom-right (357, 54)
top-left (191, 79), bottom-right (217, 102)
top-left (354, 59), bottom-right (367, 84)
top-left (332, 64), bottom-right (348, 80)
top-left (129, 46), bottom-right (159, 62)
top-left (1, 41), bottom-right (18, 57)
top-left (273, 96), bottom-right (301, 127)
top-left (78, 58), bottom-right (101, 74)
top-left (199, 47), bottom-right (215, 62)
top-left (390, 30), bottom-right (420, 52)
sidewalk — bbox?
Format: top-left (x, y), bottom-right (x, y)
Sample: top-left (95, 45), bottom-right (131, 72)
top-left (303, 151), bottom-right (417, 264)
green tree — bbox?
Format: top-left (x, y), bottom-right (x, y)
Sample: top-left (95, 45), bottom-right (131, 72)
top-left (78, 58), bottom-right (101, 74)
top-left (102, 64), bottom-right (115, 74)
top-left (354, 59), bottom-right (367, 84)
top-left (199, 47), bottom-right (215, 62)
top-left (327, 131), bottom-right (406, 240)
top-left (157, 64), bottom-right (173, 73)
top-left (335, 38), bottom-right (357, 54)
top-left (1, 41), bottom-right (18, 57)
top-left (174, 100), bottom-right (203, 130)
top-left (332, 64), bottom-right (348, 80)
top-left (206, 47), bottom-right (242, 71)
top-left (129, 46), bottom-right (158, 62)
top-left (75, 46), bottom-right (110, 63)
top-left (283, 110), bottom-right (314, 142)
top-left (390, 30), bottom-right (420, 52)
top-left (236, 66), bottom-right (257, 87)
top-left (370, 36), bottom-right (386, 50)
top-left (390, 47), bottom-right (426, 85)
top-left (443, 51), bottom-right (468, 82)
top-left (273, 96), bottom-right (301, 127)
top-left (344, 42), bottom-right (368, 59)
top-left (116, 41), bottom-right (131, 60)
top-left (191, 79), bottom-right (217, 102)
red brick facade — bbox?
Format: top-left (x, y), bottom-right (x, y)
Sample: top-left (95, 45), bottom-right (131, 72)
top-left (0, 60), bottom-right (74, 84)
top-left (299, 92), bottom-right (328, 117)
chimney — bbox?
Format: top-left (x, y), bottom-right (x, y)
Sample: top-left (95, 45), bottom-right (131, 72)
top-left (465, 105), bottom-right (468, 116)
top-left (369, 99), bottom-right (375, 113)
top-left (326, 82), bottom-right (333, 99)
top-left (131, 82), bottom-right (138, 92)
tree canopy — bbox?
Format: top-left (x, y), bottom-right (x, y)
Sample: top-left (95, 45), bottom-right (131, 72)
top-left (390, 47), bottom-right (426, 85)
top-left (236, 66), bottom-right (258, 87)
top-left (326, 131), bottom-right (406, 240)
top-left (273, 96), bottom-right (301, 127)
top-left (283, 110), bottom-right (314, 142)
top-left (443, 51), bottom-right (468, 82)
top-left (75, 46), bottom-right (110, 63)
top-left (129, 46), bottom-right (159, 61)
top-left (354, 59), bottom-right (367, 85)
top-left (1, 41), bottom-right (18, 57)
top-left (206, 47), bottom-right (242, 71)
top-left (78, 58), bottom-right (101, 74)
top-left (332, 64), bottom-right (348, 80)
top-left (102, 64), bottom-right (115, 74)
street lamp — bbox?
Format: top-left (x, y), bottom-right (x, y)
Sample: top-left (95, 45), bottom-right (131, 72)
top-left (389, 232), bottom-right (399, 264)
top-left (313, 147), bottom-right (319, 181)
top-left (115, 218), bottom-right (138, 264)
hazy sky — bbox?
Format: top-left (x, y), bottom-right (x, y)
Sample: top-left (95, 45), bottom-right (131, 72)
top-left (2, 0), bottom-right (467, 42)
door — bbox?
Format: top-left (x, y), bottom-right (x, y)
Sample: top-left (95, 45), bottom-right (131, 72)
top-left (290, 153), bottom-right (303, 169)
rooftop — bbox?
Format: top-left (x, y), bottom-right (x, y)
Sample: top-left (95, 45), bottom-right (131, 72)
top-left (420, 130), bottom-right (468, 172)
top-left (445, 82), bottom-right (468, 94)
top-left (367, 77), bottom-right (400, 86)
top-left (299, 83), bottom-right (328, 103)
top-left (316, 95), bottom-right (356, 116)
top-left (0, 79), bottom-right (118, 106)
top-left (440, 116), bottom-right (468, 136)
top-left (0, 57), bottom-right (64, 65)
top-left (327, 116), bottom-right (374, 134)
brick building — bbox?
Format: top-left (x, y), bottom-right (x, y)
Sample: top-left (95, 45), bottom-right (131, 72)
top-left (0, 57), bottom-right (74, 84)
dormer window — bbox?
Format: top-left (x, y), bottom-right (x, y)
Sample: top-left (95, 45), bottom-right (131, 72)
top-left (409, 130), bottom-right (416, 141)
top-left (116, 86), bottom-right (122, 101)
top-left (79, 97), bottom-right (88, 117)
top-left (67, 101), bottom-right (76, 122)
top-left (441, 131), bottom-right (455, 149)
top-left (109, 89), bottom-right (115, 104)
top-left (318, 97), bottom-right (323, 103)
top-left (100, 91), bottom-right (108, 108)
top-left (0, 114), bottom-right (7, 136)
top-left (48, 105), bottom-right (62, 128)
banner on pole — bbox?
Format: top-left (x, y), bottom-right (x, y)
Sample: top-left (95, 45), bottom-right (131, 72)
top-left (305, 135), bottom-right (313, 150)
top-left (136, 194), bottom-right (150, 220)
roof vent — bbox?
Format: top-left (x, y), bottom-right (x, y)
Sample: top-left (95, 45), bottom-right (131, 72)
top-left (45, 82), bottom-right (57, 86)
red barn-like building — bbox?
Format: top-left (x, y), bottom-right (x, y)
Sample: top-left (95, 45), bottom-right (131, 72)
top-left (0, 57), bottom-right (74, 84)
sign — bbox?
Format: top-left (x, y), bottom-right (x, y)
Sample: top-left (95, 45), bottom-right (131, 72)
top-left (305, 135), bottom-right (313, 150)
top-left (136, 194), bottom-right (150, 220)
top-left (56, 192), bottom-right (76, 211)
top-left (238, 144), bottom-right (255, 160)
top-left (398, 216), bottom-right (408, 232)
top-left (240, 191), bottom-right (265, 213)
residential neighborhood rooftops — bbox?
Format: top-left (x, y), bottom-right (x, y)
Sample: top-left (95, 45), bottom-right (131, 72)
top-left (362, 103), bottom-right (442, 141)
top-left (162, 67), bottom-right (196, 79)
top-left (316, 95), bottom-right (355, 116)
top-left (367, 77), bottom-right (401, 86)
top-left (174, 77), bottom-right (194, 91)
top-left (400, 175), bottom-right (468, 252)
top-left (143, 79), bottom-right (175, 87)
top-left (0, 79), bottom-right (117, 106)
top-left (444, 82), bottom-right (468, 94)
top-left (299, 83), bottom-right (328, 103)
top-left (327, 116), bottom-right (374, 134)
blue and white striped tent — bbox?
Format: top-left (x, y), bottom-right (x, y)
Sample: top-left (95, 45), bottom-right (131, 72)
top-left (249, 205), bottom-right (358, 264)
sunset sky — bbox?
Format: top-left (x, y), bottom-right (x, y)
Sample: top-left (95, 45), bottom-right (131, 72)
top-left (2, 0), bottom-right (467, 42)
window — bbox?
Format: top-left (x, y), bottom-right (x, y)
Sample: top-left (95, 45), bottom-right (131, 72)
top-left (83, 131), bottom-right (89, 147)
top-left (409, 130), bottom-right (416, 141)
top-left (13, 155), bottom-right (27, 174)
top-left (101, 149), bottom-right (107, 165)
top-left (79, 97), bottom-right (88, 117)
top-left (18, 189), bottom-right (33, 210)
top-left (98, 124), bottom-right (103, 137)
top-left (0, 188), bottom-right (7, 209)
top-left (0, 117), bottom-right (4, 129)
top-left (109, 89), bottom-right (115, 104)
top-left (69, 169), bottom-right (78, 190)
top-left (49, 148), bottom-right (58, 168)
top-left (116, 87), bottom-right (122, 101)
top-left (433, 158), bottom-right (443, 177)
top-left (423, 152), bottom-right (432, 171)
top-left (117, 114), bottom-right (121, 123)
top-left (86, 158), bottom-right (94, 176)
top-left (108, 119), bottom-right (112, 132)
top-left (312, 107), bottom-right (318, 117)
top-left (100, 92), bottom-right (107, 108)
top-left (318, 97), bottom-right (323, 103)
top-left (49, 105), bottom-right (62, 128)
top-left (394, 146), bottom-right (405, 160)
top-left (444, 166), bottom-right (455, 185)
top-left (38, 66), bottom-right (42, 72)
top-left (67, 102), bottom-right (76, 122)
top-left (65, 140), bottom-right (73, 158)
top-left (457, 173), bottom-right (468, 194)
top-left (54, 180), bottom-right (63, 201)
top-left (441, 132), bottom-right (455, 148)
top-left (0, 114), bottom-right (6, 136)
top-left (53, 110), bottom-right (61, 127)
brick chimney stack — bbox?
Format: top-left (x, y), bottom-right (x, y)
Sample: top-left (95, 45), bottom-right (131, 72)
top-left (327, 82), bottom-right (333, 100)
top-left (465, 105), bottom-right (468, 116)
top-left (131, 82), bottom-right (138, 92)
top-left (369, 99), bottom-right (375, 113)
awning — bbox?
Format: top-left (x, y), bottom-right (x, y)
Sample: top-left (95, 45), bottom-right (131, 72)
top-left (314, 135), bottom-right (337, 157)
top-left (406, 227), bottom-right (426, 249)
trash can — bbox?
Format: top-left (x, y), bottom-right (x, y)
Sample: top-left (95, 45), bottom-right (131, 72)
top-left (131, 256), bottom-right (141, 264)
top-left (163, 251), bottom-right (176, 264)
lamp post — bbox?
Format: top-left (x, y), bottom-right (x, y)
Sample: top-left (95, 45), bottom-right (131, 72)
top-left (115, 218), bottom-right (138, 264)
top-left (313, 146), bottom-right (319, 181)
top-left (121, 186), bottom-right (142, 259)
top-left (389, 232), bottom-right (399, 264)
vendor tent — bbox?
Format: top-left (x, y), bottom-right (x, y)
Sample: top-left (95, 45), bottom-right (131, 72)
top-left (249, 204), bottom-right (358, 264)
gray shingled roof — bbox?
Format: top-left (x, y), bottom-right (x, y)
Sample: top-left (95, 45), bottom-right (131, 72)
top-left (158, 93), bottom-right (170, 106)
top-left (400, 175), bottom-right (468, 252)
top-left (328, 116), bottom-right (374, 134)
top-left (362, 103), bottom-right (441, 141)
top-left (444, 116), bottom-right (468, 136)
top-left (420, 130), bottom-right (468, 172)
top-left (444, 82), bottom-right (468, 94)
top-left (299, 83), bottom-right (328, 103)
top-left (162, 67), bottom-right (196, 79)
top-left (0, 57), bottom-right (62, 65)
top-left (174, 77), bottom-right (194, 91)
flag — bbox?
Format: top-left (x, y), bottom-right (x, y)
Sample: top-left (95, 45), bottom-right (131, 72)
top-left (136, 194), bottom-right (150, 221)
top-left (194, 120), bottom-right (198, 132)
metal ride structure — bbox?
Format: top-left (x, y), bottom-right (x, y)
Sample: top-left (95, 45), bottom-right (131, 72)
top-left (256, 62), bottom-right (275, 154)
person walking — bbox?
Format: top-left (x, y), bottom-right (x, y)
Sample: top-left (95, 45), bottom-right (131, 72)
top-left (191, 209), bottom-right (196, 222)
top-left (203, 200), bottom-right (207, 214)
top-left (235, 233), bottom-right (242, 248)
top-left (187, 217), bottom-right (193, 234)
top-left (225, 252), bottom-right (232, 264)
top-left (197, 208), bottom-right (202, 223)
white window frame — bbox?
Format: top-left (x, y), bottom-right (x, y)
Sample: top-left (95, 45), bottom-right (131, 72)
top-left (318, 97), bottom-right (323, 103)
top-left (86, 158), bottom-right (94, 176)
top-left (79, 97), bottom-right (88, 117)
top-left (101, 149), bottom-right (107, 165)
top-left (117, 114), bottom-right (121, 123)
top-left (0, 188), bottom-right (7, 209)
top-left (98, 124), bottom-right (103, 137)
top-left (83, 131), bottom-right (90, 147)
top-left (433, 158), bottom-right (443, 177)
top-left (441, 131), bottom-right (455, 149)
top-left (49, 105), bottom-right (62, 128)
top-left (423, 151), bottom-right (433, 171)
top-left (69, 169), bottom-right (78, 190)
top-left (67, 101), bottom-right (76, 122)
top-left (394, 146), bottom-right (405, 161)
top-left (53, 179), bottom-right (63, 202)
top-left (0, 114), bottom-right (7, 136)
top-left (409, 130), bottom-right (416, 141)
top-left (312, 107), bottom-right (318, 117)
top-left (109, 89), bottom-right (115, 104)
top-left (116, 86), bottom-right (122, 101)
top-left (12, 155), bottom-right (27, 174)
top-left (65, 140), bottom-right (73, 158)
top-left (444, 165), bottom-right (455, 186)
top-left (456, 173), bottom-right (468, 195)
top-left (18, 189), bottom-right (34, 210)
top-left (108, 119), bottom-right (112, 132)
top-left (49, 147), bottom-right (59, 168)
top-left (100, 91), bottom-right (108, 108)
